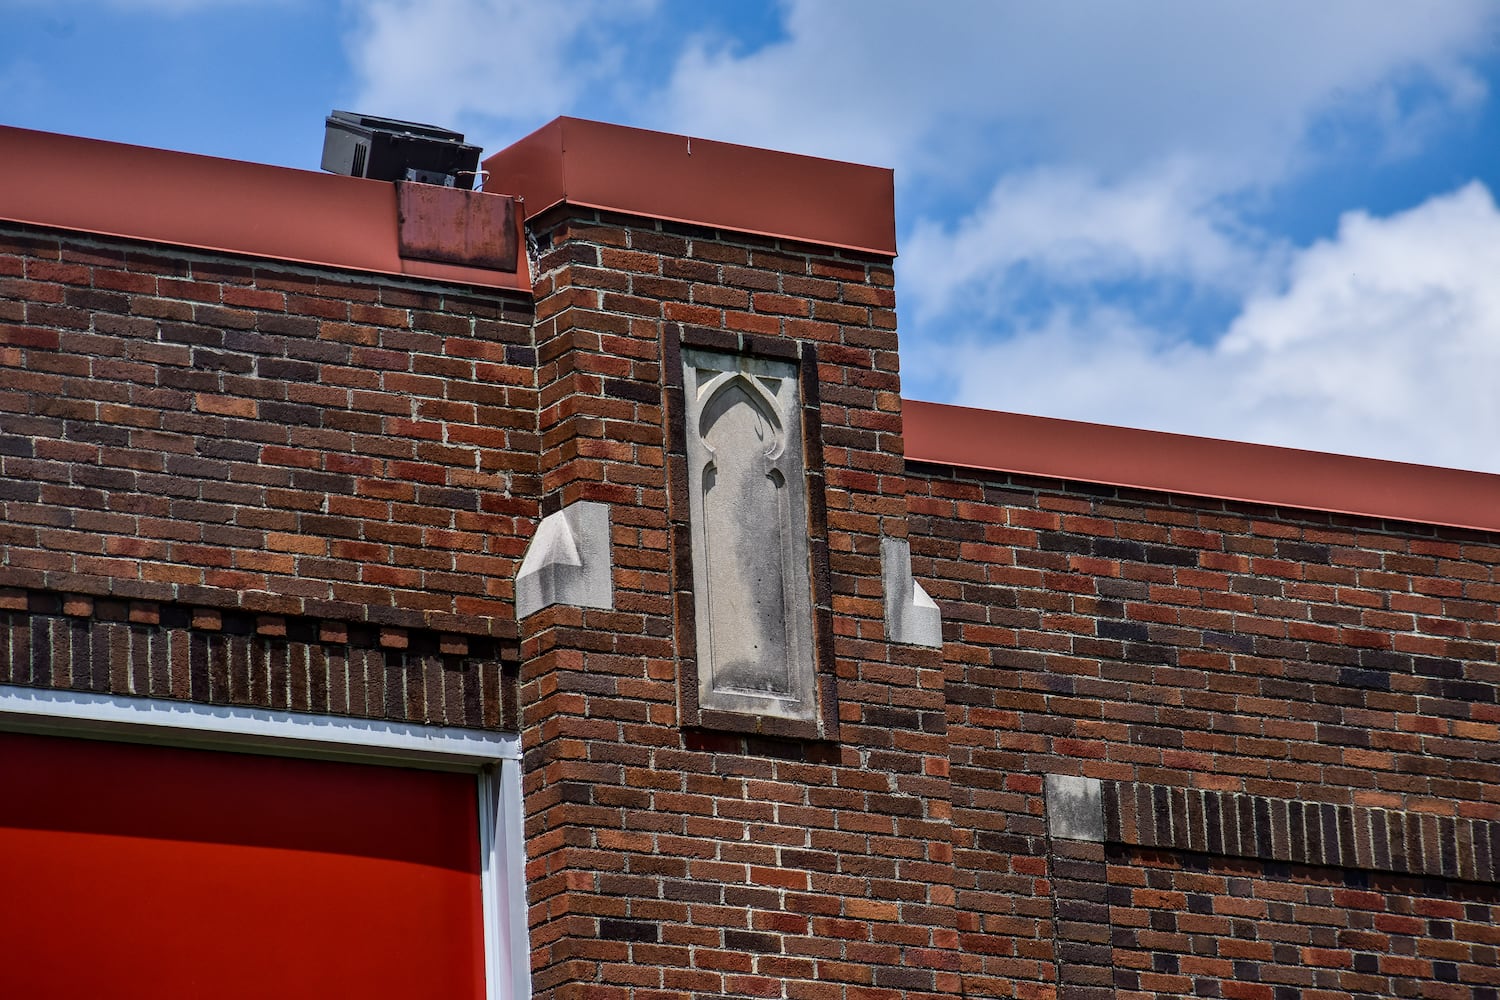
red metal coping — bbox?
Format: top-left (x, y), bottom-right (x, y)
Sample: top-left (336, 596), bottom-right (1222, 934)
top-left (482, 117), bottom-right (897, 257)
top-left (904, 400), bottom-right (1500, 535)
top-left (0, 125), bottom-right (530, 292)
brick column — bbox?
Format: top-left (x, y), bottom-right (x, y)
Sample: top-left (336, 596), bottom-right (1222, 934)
top-left (512, 194), bottom-right (960, 1000)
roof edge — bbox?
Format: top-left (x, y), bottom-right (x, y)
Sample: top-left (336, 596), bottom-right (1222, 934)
top-left (903, 400), bottom-right (1500, 535)
top-left (483, 117), bottom-right (897, 256)
top-left (0, 125), bottom-right (530, 292)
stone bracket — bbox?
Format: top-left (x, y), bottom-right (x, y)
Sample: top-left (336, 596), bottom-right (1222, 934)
top-left (515, 502), bottom-right (613, 619)
top-left (881, 538), bottom-right (942, 648)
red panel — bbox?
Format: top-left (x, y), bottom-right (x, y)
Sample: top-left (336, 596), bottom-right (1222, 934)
top-left (0, 732), bottom-right (484, 999)
top-left (396, 182), bottom-right (519, 271)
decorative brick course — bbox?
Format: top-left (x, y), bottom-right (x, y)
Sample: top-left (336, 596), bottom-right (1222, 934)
top-left (1106, 782), bottom-right (1500, 885)
top-left (0, 587), bottom-right (517, 729)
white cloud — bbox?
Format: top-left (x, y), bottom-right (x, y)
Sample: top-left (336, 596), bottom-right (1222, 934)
top-left (900, 161), bottom-right (1280, 324)
top-left (939, 184), bottom-right (1500, 472)
top-left (335, 1), bottom-right (1496, 187)
top-left (658, 0), bottom-right (1494, 187)
top-left (344, 0), bottom-right (655, 138)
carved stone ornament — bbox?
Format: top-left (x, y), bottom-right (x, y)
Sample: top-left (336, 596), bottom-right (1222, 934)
top-left (514, 501), bottom-right (613, 619)
top-left (682, 348), bottom-right (817, 723)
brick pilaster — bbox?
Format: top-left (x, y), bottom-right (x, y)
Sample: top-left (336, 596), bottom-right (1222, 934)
top-left (517, 207), bottom-right (960, 999)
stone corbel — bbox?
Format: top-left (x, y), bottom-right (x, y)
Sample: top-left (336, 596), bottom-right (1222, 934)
top-left (515, 501), bottom-right (613, 619)
top-left (881, 537), bottom-right (942, 648)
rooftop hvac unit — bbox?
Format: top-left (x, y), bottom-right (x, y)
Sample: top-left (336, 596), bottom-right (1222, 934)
top-left (320, 111), bottom-right (481, 189)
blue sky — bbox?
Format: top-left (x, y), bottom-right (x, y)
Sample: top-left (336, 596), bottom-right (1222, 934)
top-left (5, 0), bottom-right (1500, 472)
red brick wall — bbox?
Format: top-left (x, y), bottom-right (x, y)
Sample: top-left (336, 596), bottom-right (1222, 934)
top-left (5, 203), bottom-right (1499, 1000)
top-left (0, 224), bottom-right (536, 633)
top-left (912, 466), bottom-right (1500, 1000)
top-left (1, 223), bottom-right (532, 722)
top-left (1106, 848), bottom-right (1499, 999)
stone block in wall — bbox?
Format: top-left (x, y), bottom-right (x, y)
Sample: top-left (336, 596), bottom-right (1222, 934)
top-left (881, 537), bottom-right (942, 648)
top-left (1046, 774), bottom-right (1105, 842)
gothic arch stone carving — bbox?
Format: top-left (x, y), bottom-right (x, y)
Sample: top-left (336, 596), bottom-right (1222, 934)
top-left (682, 349), bottom-right (816, 723)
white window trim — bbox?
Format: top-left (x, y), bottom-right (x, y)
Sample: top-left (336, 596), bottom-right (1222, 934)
top-left (0, 684), bottom-right (530, 1000)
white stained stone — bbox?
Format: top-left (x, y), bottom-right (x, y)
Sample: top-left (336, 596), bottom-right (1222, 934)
top-left (881, 537), bottom-right (943, 648)
top-left (515, 501), bottom-right (613, 619)
top-left (682, 348), bottom-right (816, 723)
top-left (1045, 774), bottom-right (1105, 842)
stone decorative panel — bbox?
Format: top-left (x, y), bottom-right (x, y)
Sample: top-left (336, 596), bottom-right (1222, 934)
top-left (681, 348), bottom-right (817, 724)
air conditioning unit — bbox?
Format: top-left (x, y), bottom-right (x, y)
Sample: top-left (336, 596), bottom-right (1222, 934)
top-left (320, 111), bottom-right (481, 189)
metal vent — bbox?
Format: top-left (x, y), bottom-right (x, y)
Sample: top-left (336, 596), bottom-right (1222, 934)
top-left (320, 111), bottom-right (481, 189)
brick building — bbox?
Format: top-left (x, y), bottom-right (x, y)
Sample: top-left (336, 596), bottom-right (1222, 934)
top-left (1, 116), bottom-right (1497, 1000)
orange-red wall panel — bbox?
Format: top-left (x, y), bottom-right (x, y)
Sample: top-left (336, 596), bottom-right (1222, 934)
top-left (0, 731), bottom-right (484, 1000)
